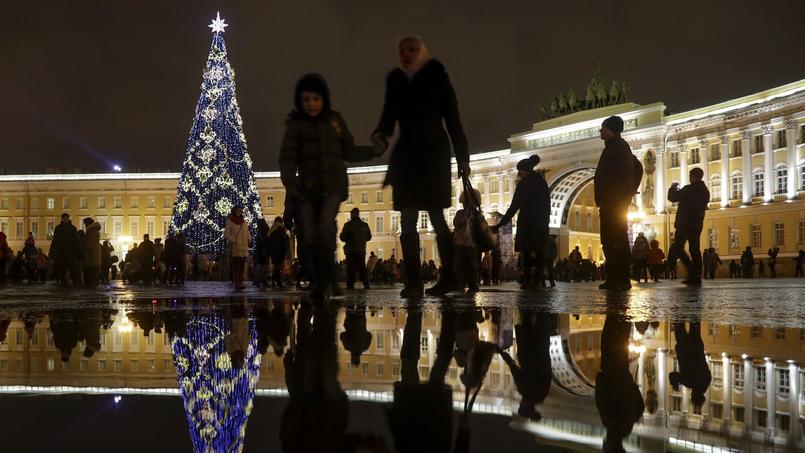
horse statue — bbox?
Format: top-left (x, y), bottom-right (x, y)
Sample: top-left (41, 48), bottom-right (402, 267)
top-left (558, 93), bottom-right (568, 115)
top-left (585, 81), bottom-right (596, 109)
top-left (549, 97), bottom-right (559, 116)
top-left (567, 89), bottom-right (577, 113)
top-left (609, 81), bottom-right (621, 105)
top-left (620, 82), bottom-right (630, 102)
top-left (595, 83), bottom-right (607, 108)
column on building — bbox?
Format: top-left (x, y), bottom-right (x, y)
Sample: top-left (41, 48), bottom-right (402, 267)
top-left (702, 355), bottom-right (711, 419)
top-left (508, 172), bottom-right (517, 208)
top-left (655, 147), bottom-right (667, 214)
top-left (498, 174), bottom-right (505, 210)
top-left (682, 386), bottom-right (691, 414)
top-left (788, 361), bottom-right (801, 443)
top-left (699, 139), bottom-right (709, 191)
top-left (637, 349), bottom-right (645, 396)
top-left (722, 354), bottom-right (732, 423)
top-left (720, 135), bottom-right (730, 207)
top-left (741, 130), bottom-right (752, 204)
top-left (765, 358), bottom-right (776, 437)
top-left (786, 120), bottom-right (799, 199)
top-left (679, 143), bottom-right (689, 187)
top-left (762, 124), bottom-right (774, 202)
top-left (657, 348), bottom-right (668, 416)
top-left (744, 356), bottom-right (755, 430)
top-left (634, 149), bottom-right (645, 211)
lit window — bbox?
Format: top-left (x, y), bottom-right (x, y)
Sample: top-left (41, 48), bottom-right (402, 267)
top-left (731, 172), bottom-right (742, 199)
top-left (266, 195), bottom-right (274, 207)
top-left (361, 192), bottom-right (369, 204)
top-left (375, 191), bottom-right (384, 203)
top-left (752, 170), bottom-right (764, 197)
top-left (98, 197), bottom-right (106, 209)
top-left (375, 215), bottom-right (384, 234)
top-left (775, 165), bottom-right (787, 194)
top-left (146, 196), bottom-right (155, 208)
top-left (750, 225), bottom-right (762, 248)
top-left (774, 223), bottom-right (784, 247)
top-left (710, 175), bottom-right (721, 201)
top-left (47, 197), bottom-right (55, 210)
top-left (62, 198), bottom-right (70, 210)
top-left (130, 197), bottom-right (139, 208)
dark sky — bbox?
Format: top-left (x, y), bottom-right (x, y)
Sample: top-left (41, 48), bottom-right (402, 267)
top-left (4, 1), bottom-right (804, 173)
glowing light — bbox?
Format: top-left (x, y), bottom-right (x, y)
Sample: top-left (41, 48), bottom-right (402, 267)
top-left (208, 12), bottom-right (228, 33)
top-left (112, 165), bottom-right (122, 172)
top-left (114, 395), bottom-right (122, 404)
top-left (741, 354), bottom-right (748, 360)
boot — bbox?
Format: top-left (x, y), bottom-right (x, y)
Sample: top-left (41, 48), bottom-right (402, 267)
top-left (425, 234), bottom-right (458, 296)
top-left (399, 233), bottom-right (424, 298)
top-left (310, 248), bottom-right (333, 300)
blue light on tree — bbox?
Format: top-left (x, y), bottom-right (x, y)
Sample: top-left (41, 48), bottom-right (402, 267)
top-left (170, 12), bottom-right (262, 255)
top-left (172, 311), bottom-right (261, 452)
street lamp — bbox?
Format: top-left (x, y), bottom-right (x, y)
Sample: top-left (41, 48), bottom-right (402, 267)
top-left (113, 165), bottom-right (122, 172)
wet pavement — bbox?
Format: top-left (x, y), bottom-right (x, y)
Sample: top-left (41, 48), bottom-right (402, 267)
top-left (0, 280), bottom-right (803, 452)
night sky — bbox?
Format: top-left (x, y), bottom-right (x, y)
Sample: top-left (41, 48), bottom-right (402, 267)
top-left (4, 1), bottom-right (804, 173)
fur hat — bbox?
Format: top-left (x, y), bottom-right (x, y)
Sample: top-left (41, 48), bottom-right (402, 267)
top-left (601, 115), bottom-right (624, 134)
top-left (293, 73), bottom-right (331, 115)
top-left (516, 155), bottom-right (540, 171)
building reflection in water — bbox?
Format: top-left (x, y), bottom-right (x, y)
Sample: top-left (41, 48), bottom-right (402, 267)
top-left (0, 295), bottom-right (802, 452)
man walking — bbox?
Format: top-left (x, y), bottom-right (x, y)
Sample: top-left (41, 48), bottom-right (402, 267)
top-left (667, 167), bottom-right (709, 286)
top-left (594, 116), bottom-right (643, 290)
top-left (339, 208), bottom-right (372, 289)
top-left (49, 213), bottom-right (80, 287)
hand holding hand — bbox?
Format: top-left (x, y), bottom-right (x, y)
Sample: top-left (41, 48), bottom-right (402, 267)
top-left (371, 133), bottom-right (388, 156)
top-left (490, 224), bottom-right (500, 234)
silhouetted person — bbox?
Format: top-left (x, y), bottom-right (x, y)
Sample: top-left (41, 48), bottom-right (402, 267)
top-left (767, 247), bottom-right (779, 278)
top-left (499, 311), bottom-right (553, 421)
top-left (49, 213), bottom-right (81, 287)
top-left (339, 305), bottom-right (372, 365)
top-left (667, 167), bottom-right (709, 286)
top-left (267, 217), bottom-right (291, 288)
top-left (740, 246), bottom-right (754, 278)
top-left (596, 314), bottom-right (644, 452)
top-left (138, 234), bottom-right (155, 285)
top-left (757, 259), bottom-right (766, 277)
top-left (594, 116), bottom-right (643, 290)
top-left (339, 208), bottom-right (372, 290)
top-left (669, 322), bottom-right (711, 414)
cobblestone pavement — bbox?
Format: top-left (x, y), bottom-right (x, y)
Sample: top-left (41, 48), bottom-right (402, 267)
top-left (1, 278), bottom-right (803, 326)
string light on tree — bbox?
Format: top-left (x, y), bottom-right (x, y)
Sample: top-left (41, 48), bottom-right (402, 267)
top-left (170, 12), bottom-right (262, 255)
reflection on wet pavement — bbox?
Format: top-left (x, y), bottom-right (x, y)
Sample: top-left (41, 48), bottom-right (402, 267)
top-left (0, 283), bottom-right (803, 452)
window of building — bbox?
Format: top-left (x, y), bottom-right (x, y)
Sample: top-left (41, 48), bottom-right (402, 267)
top-left (113, 219), bottom-right (123, 236)
top-left (391, 213), bottom-right (400, 233)
top-left (775, 130), bottom-right (787, 148)
top-left (708, 324), bottom-right (718, 336)
top-left (671, 396), bottom-right (682, 413)
top-left (778, 414), bottom-right (791, 432)
top-left (729, 325), bottom-right (741, 337)
top-left (62, 197), bottom-right (70, 210)
top-left (670, 151), bottom-right (679, 167)
top-left (146, 196), bottom-right (155, 208)
top-left (163, 196), bottom-right (171, 208)
top-left (731, 140), bottom-right (742, 157)
top-left (98, 196), bottom-right (106, 209)
top-left (15, 198), bottom-right (23, 210)
top-left (98, 360), bottom-right (107, 372)
top-left (98, 219), bottom-right (106, 236)
top-left (778, 370), bottom-right (790, 396)
top-left (708, 228), bottom-right (718, 250)
top-left (689, 148), bottom-right (700, 164)
top-left (375, 215), bottom-right (384, 234)
top-left (79, 197), bottom-right (87, 209)
top-left (30, 221), bottom-right (39, 239)
top-left (801, 164), bottom-right (805, 190)
top-left (731, 172), bottom-right (742, 199)
top-left (776, 328), bottom-right (786, 340)
top-left (114, 360), bottom-right (122, 372)
top-left (130, 197), bottom-right (139, 208)
top-left (775, 164), bottom-right (787, 194)
top-left (146, 220), bottom-right (155, 237)
top-left (729, 226), bottom-right (741, 249)
top-left (586, 212), bottom-right (593, 230)
top-left (752, 170), bottom-right (764, 197)
top-left (376, 363), bottom-right (384, 376)
top-left (346, 193), bottom-right (353, 204)
top-left (130, 220), bottom-right (139, 237)
top-left (751, 326), bottom-right (763, 338)
top-left (755, 366), bottom-right (766, 392)
top-left (148, 359), bottom-right (155, 371)
top-left (31, 198), bottom-right (38, 210)
top-left (266, 195), bottom-right (274, 207)
top-left (15, 221), bottom-right (23, 240)
top-left (130, 360), bottom-right (139, 371)
top-left (710, 175), bottom-right (721, 201)
top-left (375, 332), bottom-right (384, 350)
top-left (710, 144), bottom-right (720, 160)
top-left (375, 191), bottom-right (384, 203)
top-left (47, 197), bottom-right (55, 210)
top-left (799, 220), bottom-right (805, 244)
top-left (418, 211), bottom-right (429, 230)
top-left (756, 410), bottom-right (767, 427)
top-left (750, 224), bottom-right (762, 248)
top-left (46, 220), bottom-right (54, 238)
top-left (734, 407), bottom-right (745, 422)
top-left (0, 199), bottom-right (7, 211)
top-left (753, 135), bottom-right (763, 154)
top-left (574, 210), bottom-right (580, 227)
top-left (113, 197), bottom-right (122, 209)
top-left (774, 223), bottom-right (784, 246)
top-left (361, 191), bottom-right (369, 204)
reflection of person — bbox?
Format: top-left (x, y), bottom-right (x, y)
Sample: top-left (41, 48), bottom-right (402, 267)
top-left (594, 116), bottom-right (643, 290)
top-left (669, 322), bottom-right (711, 412)
top-left (596, 314), bottom-right (644, 453)
top-left (339, 305), bottom-right (372, 365)
top-left (500, 311), bottom-right (553, 421)
top-left (339, 208), bottom-right (372, 290)
top-left (667, 167), bottom-right (709, 286)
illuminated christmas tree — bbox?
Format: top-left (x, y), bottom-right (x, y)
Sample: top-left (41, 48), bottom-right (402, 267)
top-left (170, 12), bottom-right (262, 255)
top-left (172, 311), bottom-right (261, 451)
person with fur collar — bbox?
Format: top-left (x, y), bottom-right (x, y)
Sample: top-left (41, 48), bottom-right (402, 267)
top-left (371, 36), bottom-right (471, 298)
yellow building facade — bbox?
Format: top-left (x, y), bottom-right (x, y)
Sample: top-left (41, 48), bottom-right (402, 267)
top-left (0, 79), bottom-right (803, 273)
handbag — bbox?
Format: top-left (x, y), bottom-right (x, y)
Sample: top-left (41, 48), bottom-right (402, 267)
top-left (461, 176), bottom-right (496, 253)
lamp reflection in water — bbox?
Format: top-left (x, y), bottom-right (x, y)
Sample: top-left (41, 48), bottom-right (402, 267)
top-left (172, 312), bottom-right (260, 452)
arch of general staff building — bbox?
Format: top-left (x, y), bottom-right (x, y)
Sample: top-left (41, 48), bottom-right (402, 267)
top-left (0, 79), bottom-right (803, 271)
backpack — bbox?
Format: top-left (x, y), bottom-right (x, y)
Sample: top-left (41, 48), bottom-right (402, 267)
top-left (631, 154), bottom-right (644, 194)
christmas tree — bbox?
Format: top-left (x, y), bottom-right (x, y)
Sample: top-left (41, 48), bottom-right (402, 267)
top-left (170, 12), bottom-right (262, 255)
top-left (172, 311), bottom-right (261, 451)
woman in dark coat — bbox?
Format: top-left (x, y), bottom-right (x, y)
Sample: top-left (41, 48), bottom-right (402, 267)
top-left (492, 155), bottom-right (550, 289)
top-left (372, 36), bottom-right (470, 297)
top-left (279, 73), bottom-right (373, 298)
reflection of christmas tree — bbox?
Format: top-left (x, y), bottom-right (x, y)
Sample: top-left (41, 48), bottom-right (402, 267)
top-left (172, 311), bottom-right (260, 452)
top-left (170, 12), bottom-right (262, 255)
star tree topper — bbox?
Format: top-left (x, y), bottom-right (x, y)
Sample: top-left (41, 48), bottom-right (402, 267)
top-left (208, 12), bottom-right (228, 33)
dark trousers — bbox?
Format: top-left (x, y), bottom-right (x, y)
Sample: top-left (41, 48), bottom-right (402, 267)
top-left (57, 256), bottom-right (80, 286)
top-left (230, 256), bottom-right (246, 288)
top-left (271, 257), bottom-right (285, 287)
top-left (599, 206), bottom-right (630, 284)
top-left (300, 195), bottom-right (341, 289)
top-left (454, 245), bottom-right (479, 291)
top-left (345, 253), bottom-right (368, 289)
top-left (141, 259), bottom-right (153, 284)
top-left (671, 224), bottom-right (703, 282)
top-left (400, 208), bottom-right (453, 281)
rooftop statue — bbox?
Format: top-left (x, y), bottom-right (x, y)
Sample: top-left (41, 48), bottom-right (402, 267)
top-left (539, 62), bottom-right (630, 119)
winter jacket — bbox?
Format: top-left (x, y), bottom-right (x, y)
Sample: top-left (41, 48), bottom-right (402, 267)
top-left (374, 60), bottom-right (470, 210)
top-left (279, 110), bottom-right (373, 202)
top-left (163, 236), bottom-right (186, 264)
top-left (224, 219), bottom-right (251, 258)
top-left (594, 137), bottom-right (642, 208)
top-left (49, 221), bottom-right (80, 262)
top-left (671, 324), bottom-right (712, 395)
top-left (668, 180), bottom-right (709, 230)
top-left (497, 172), bottom-right (550, 253)
top-left (83, 222), bottom-right (101, 268)
top-left (452, 209), bottom-right (473, 247)
top-left (647, 247), bottom-right (666, 266)
top-left (631, 235), bottom-right (649, 260)
top-left (267, 225), bottom-right (290, 262)
top-left (138, 239), bottom-right (155, 263)
top-left (339, 218), bottom-right (372, 256)
top-left (0, 232), bottom-right (11, 262)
